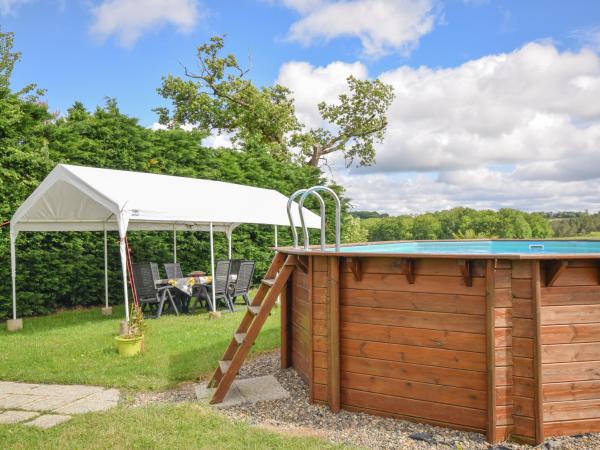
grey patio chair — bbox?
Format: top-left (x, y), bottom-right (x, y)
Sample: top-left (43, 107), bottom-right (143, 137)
top-left (164, 262), bottom-right (184, 279)
top-left (132, 262), bottom-right (179, 319)
top-left (228, 260), bottom-right (255, 306)
top-left (201, 260), bottom-right (234, 312)
top-left (164, 262), bottom-right (191, 313)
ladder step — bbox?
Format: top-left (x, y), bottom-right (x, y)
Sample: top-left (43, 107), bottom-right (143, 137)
top-left (248, 306), bottom-right (261, 315)
top-left (234, 333), bottom-right (246, 344)
top-left (219, 360), bottom-right (231, 373)
top-left (261, 278), bottom-right (276, 287)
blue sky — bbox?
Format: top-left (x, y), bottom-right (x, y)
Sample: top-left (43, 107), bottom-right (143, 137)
top-left (5, 0), bottom-right (600, 213)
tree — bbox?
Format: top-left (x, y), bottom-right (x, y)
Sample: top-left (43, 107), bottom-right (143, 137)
top-left (156, 36), bottom-right (394, 167)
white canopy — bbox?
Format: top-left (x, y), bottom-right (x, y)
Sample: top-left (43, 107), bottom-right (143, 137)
top-left (9, 164), bottom-right (321, 323)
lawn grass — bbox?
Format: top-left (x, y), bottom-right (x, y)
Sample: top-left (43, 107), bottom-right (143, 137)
top-left (0, 403), bottom-right (347, 450)
top-left (0, 304), bottom-right (280, 390)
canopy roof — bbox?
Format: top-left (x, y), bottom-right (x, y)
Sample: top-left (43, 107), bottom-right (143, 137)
top-left (11, 164), bottom-right (321, 234)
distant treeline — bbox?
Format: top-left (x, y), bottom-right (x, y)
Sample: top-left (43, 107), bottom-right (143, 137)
top-left (358, 207), bottom-right (554, 241)
top-left (546, 212), bottom-right (600, 237)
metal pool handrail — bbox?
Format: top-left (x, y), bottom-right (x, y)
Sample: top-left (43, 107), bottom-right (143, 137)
top-left (298, 186), bottom-right (341, 252)
top-left (286, 189), bottom-right (326, 248)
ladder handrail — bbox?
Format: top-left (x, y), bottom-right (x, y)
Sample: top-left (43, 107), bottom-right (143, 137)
top-left (298, 185), bottom-right (341, 252)
top-left (286, 189), bottom-right (326, 248)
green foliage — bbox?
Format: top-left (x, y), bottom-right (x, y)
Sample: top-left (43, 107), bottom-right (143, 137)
top-left (363, 207), bottom-right (554, 242)
top-left (0, 93), bottom-right (328, 318)
top-left (550, 212), bottom-right (600, 237)
top-left (350, 210), bottom-right (389, 219)
top-left (342, 215), bottom-right (368, 243)
top-left (156, 35), bottom-right (394, 167)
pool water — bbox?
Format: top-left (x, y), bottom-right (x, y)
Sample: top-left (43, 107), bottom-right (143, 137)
top-left (331, 240), bottom-right (600, 255)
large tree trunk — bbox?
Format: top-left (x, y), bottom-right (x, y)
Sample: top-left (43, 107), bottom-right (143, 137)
top-left (308, 143), bottom-right (322, 167)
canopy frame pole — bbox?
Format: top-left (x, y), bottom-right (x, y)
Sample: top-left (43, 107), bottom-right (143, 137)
top-left (10, 227), bottom-right (17, 320)
top-left (118, 221), bottom-right (130, 322)
top-left (227, 229), bottom-right (232, 260)
top-left (104, 226), bottom-right (109, 309)
top-left (209, 222), bottom-right (216, 312)
top-left (173, 226), bottom-right (177, 264)
top-left (274, 225), bottom-right (278, 248)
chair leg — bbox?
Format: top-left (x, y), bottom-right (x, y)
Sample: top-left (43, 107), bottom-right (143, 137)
top-left (242, 293), bottom-right (250, 306)
top-left (167, 290), bottom-right (179, 316)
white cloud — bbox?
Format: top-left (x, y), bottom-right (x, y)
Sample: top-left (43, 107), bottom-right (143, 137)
top-left (277, 61), bottom-right (368, 128)
top-left (277, 42), bottom-right (600, 212)
top-left (0, 0), bottom-right (30, 15)
top-left (278, 0), bottom-right (438, 57)
top-left (572, 26), bottom-right (600, 53)
top-left (90, 0), bottom-right (201, 47)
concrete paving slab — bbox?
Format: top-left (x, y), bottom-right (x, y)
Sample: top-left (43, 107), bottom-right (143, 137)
top-left (84, 388), bottom-right (120, 403)
top-left (29, 384), bottom-right (104, 397)
top-left (0, 382), bottom-right (40, 395)
top-left (0, 394), bottom-right (42, 409)
top-left (26, 396), bottom-right (79, 412)
top-left (0, 410), bottom-right (39, 424)
top-left (54, 398), bottom-right (117, 414)
top-left (24, 414), bottom-right (72, 429)
top-left (236, 375), bottom-right (290, 403)
top-left (195, 375), bottom-right (289, 408)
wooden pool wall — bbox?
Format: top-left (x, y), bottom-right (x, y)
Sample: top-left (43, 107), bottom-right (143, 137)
top-left (278, 254), bottom-right (600, 445)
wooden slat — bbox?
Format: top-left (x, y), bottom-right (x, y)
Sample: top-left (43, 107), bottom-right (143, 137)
top-left (513, 337), bottom-right (534, 358)
top-left (512, 260), bottom-right (532, 279)
top-left (541, 286), bottom-right (600, 306)
top-left (342, 305), bottom-right (486, 333)
top-left (342, 388), bottom-right (487, 429)
top-left (341, 371), bottom-right (486, 410)
top-left (542, 342), bottom-right (600, 363)
top-left (342, 355), bottom-right (487, 390)
top-left (513, 318), bottom-right (534, 338)
top-left (341, 257), bottom-right (486, 277)
top-left (513, 357), bottom-right (534, 378)
top-left (341, 272), bottom-right (486, 295)
top-left (313, 256), bottom-right (328, 272)
top-left (543, 361), bottom-right (600, 383)
top-left (544, 380), bottom-right (600, 402)
top-left (280, 275), bottom-right (293, 369)
top-left (328, 256), bottom-right (341, 413)
top-left (541, 304), bottom-right (600, 325)
top-left (544, 418), bottom-right (600, 438)
top-left (544, 398), bottom-right (600, 422)
top-left (532, 260), bottom-right (544, 444)
top-left (514, 395), bottom-right (535, 418)
top-left (341, 322), bottom-right (486, 352)
top-left (485, 260), bottom-right (497, 443)
top-left (512, 279), bottom-right (532, 299)
top-left (341, 338), bottom-right (486, 371)
top-left (541, 324), bottom-right (600, 344)
top-left (341, 289), bottom-right (486, 315)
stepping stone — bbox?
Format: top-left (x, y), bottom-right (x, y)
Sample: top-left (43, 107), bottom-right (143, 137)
top-left (29, 384), bottom-right (104, 397)
top-left (0, 394), bottom-right (41, 409)
top-left (54, 398), bottom-right (117, 414)
top-left (26, 395), bottom-right (79, 412)
top-left (0, 410), bottom-right (39, 424)
top-left (0, 382), bottom-right (39, 395)
top-left (24, 414), bottom-right (72, 429)
top-left (84, 388), bottom-right (120, 403)
top-left (195, 375), bottom-right (289, 408)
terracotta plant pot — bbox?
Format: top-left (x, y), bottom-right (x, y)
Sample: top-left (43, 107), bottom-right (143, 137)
top-left (114, 335), bottom-right (144, 357)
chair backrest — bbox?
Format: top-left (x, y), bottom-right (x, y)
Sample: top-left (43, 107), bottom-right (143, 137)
top-left (229, 259), bottom-right (242, 277)
top-left (213, 260), bottom-right (231, 295)
top-left (132, 263), bottom-right (160, 299)
top-left (164, 263), bottom-right (183, 279)
top-left (231, 260), bottom-right (255, 295)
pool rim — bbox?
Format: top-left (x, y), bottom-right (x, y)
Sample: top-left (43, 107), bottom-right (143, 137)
top-left (273, 238), bottom-right (600, 260)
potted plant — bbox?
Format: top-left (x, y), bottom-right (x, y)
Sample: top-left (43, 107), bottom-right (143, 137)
top-left (115, 304), bottom-right (146, 357)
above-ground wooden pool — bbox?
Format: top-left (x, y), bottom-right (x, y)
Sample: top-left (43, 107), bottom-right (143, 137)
top-left (276, 240), bottom-right (600, 445)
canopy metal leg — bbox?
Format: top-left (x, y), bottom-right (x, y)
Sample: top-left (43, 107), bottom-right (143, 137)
top-left (227, 230), bottom-right (232, 260)
top-left (274, 225), bottom-right (278, 248)
top-left (118, 233), bottom-right (130, 322)
top-left (209, 222), bottom-right (216, 312)
top-left (7, 228), bottom-right (22, 331)
top-left (104, 228), bottom-right (109, 309)
top-left (173, 227), bottom-right (177, 263)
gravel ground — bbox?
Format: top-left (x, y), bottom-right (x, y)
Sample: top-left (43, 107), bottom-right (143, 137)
top-left (133, 351), bottom-right (600, 450)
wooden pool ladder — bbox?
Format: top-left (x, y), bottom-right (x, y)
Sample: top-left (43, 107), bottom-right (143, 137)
top-left (207, 252), bottom-right (297, 404)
